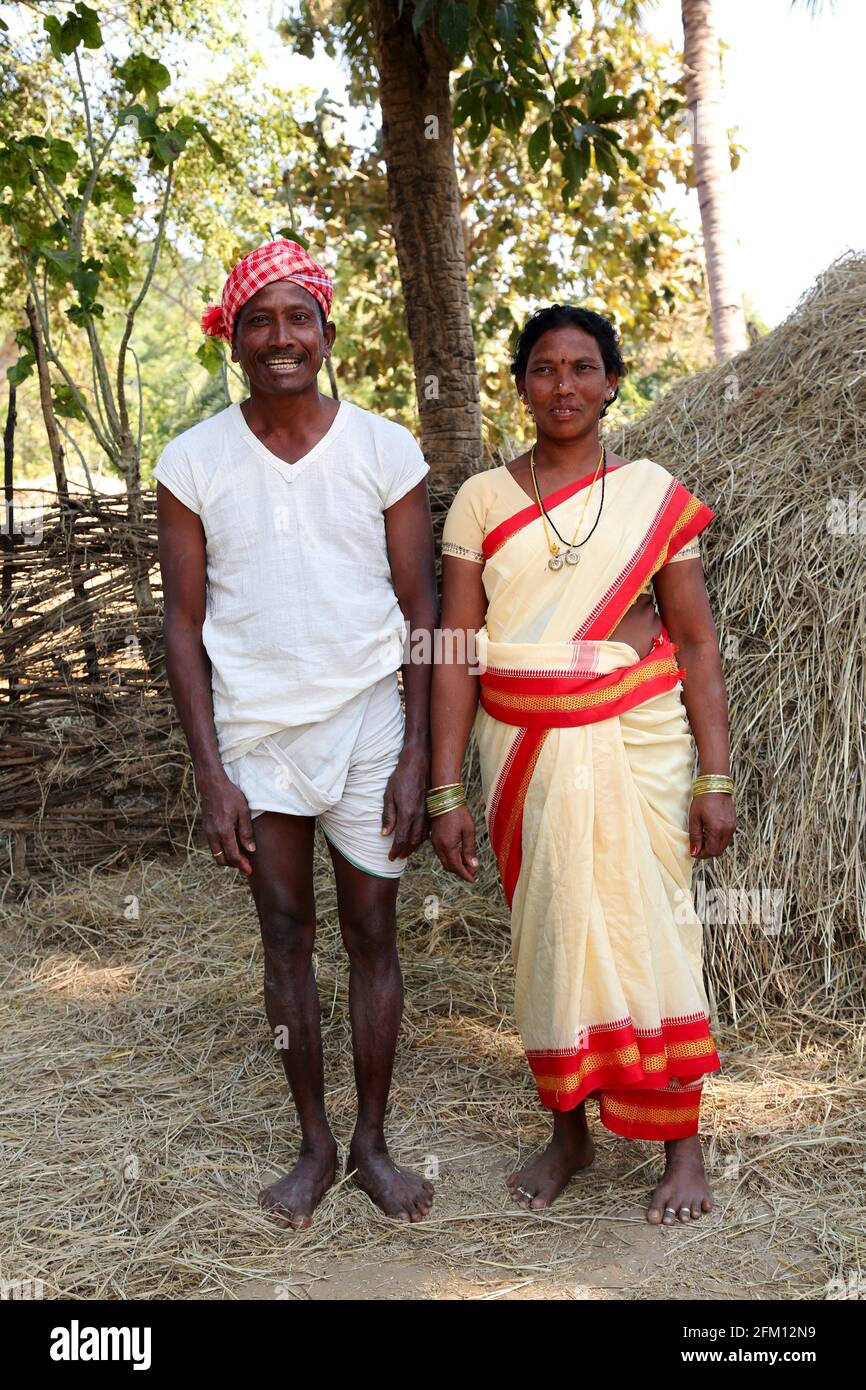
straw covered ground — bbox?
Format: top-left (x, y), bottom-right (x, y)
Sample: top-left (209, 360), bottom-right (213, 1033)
top-left (2, 253), bottom-right (864, 1300)
top-left (2, 843), bottom-right (864, 1302)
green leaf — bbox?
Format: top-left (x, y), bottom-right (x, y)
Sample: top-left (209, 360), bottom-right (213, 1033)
top-left (494, 1), bottom-right (518, 45)
top-left (438, 1), bottom-right (470, 60)
top-left (593, 138), bottom-right (619, 180)
top-left (562, 136), bottom-right (590, 201)
top-left (453, 89), bottom-right (481, 126)
top-left (193, 120), bottom-right (225, 165)
top-left (52, 382), bottom-right (86, 420)
top-left (8, 329), bottom-right (35, 387)
top-left (196, 338), bottom-right (225, 376)
top-left (43, 16), bottom-right (66, 61)
top-left (551, 110), bottom-right (570, 152)
top-left (39, 246), bottom-right (80, 279)
top-left (274, 225), bottom-right (309, 249)
top-left (71, 255), bottom-right (102, 303)
top-left (588, 66), bottom-right (607, 106)
top-left (75, 3), bottom-right (103, 50)
top-left (556, 78), bottom-right (582, 101)
top-left (43, 4), bottom-right (103, 60)
top-left (109, 172), bottom-right (136, 215)
top-left (116, 54), bottom-right (171, 107)
top-left (527, 120), bottom-right (550, 172)
top-left (8, 356), bottom-right (34, 387)
top-left (45, 138), bottom-right (78, 181)
top-left (67, 300), bottom-right (104, 326)
top-left (590, 95), bottom-right (624, 122)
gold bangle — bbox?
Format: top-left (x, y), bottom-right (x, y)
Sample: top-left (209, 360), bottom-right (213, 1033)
top-left (428, 800), bottom-right (466, 818)
top-left (692, 774), bottom-right (734, 797)
top-left (427, 782), bottom-right (464, 795)
top-left (426, 790), bottom-right (466, 813)
top-left (428, 795), bottom-right (467, 811)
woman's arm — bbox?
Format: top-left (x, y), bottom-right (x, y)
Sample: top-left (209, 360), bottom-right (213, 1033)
top-left (429, 555), bottom-right (488, 883)
top-left (654, 558), bottom-right (737, 860)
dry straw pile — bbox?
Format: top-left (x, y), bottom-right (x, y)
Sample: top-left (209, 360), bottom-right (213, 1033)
top-left (609, 249), bottom-right (866, 1023)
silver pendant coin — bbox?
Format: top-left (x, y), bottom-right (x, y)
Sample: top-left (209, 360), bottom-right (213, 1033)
top-left (564, 548), bottom-right (580, 565)
top-left (548, 553), bottom-right (564, 571)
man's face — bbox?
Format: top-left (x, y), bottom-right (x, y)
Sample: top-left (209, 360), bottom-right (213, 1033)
top-left (231, 279), bottom-right (336, 396)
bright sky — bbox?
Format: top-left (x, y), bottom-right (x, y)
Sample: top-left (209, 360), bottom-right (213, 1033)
top-left (242, 0), bottom-right (864, 330)
top-left (637, 0), bottom-right (866, 325)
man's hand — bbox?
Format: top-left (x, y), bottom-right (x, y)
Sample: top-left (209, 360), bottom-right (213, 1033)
top-left (381, 743), bottom-right (429, 860)
top-left (689, 793), bottom-right (736, 860)
top-left (430, 805), bottom-right (479, 884)
top-left (198, 772), bottom-right (257, 876)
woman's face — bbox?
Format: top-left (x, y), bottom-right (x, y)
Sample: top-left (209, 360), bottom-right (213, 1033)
top-left (518, 325), bottom-right (617, 441)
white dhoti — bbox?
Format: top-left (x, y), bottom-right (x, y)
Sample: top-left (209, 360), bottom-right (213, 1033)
top-left (221, 672), bottom-right (408, 878)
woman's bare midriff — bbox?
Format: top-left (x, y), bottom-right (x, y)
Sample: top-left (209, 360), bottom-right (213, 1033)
top-left (609, 593), bottom-right (663, 660)
top-left (504, 452), bottom-right (663, 660)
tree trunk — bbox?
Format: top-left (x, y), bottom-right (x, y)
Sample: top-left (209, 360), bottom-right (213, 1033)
top-left (681, 0), bottom-right (750, 361)
top-left (369, 0), bottom-right (483, 486)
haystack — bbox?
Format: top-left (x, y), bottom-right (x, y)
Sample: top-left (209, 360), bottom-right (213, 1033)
top-left (607, 249), bottom-right (866, 1021)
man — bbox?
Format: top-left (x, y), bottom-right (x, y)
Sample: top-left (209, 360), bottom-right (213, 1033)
top-left (154, 238), bottom-right (437, 1228)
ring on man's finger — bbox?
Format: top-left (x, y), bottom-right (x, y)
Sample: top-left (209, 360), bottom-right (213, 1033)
top-left (213, 850), bottom-right (226, 860)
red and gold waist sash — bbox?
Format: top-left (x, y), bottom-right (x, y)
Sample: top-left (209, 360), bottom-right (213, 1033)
top-left (480, 629), bottom-right (683, 730)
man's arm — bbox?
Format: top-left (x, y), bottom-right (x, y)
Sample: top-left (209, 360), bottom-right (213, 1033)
top-left (156, 483), bottom-right (256, 875)
top-left (382, 479), bottom-right (438, 859)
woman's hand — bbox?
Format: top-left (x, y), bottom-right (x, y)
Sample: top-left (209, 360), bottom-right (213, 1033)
top-left (198, 772), bottom-right (257, 876)
top-left (430, 805), bottom-right (479, 883)
top-left (689, 793), bottom-right (736, 860)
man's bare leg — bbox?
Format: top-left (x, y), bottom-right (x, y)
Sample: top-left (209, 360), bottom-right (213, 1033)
top-left (249, 812), bottom-right (337, 1229)
top-left (326, 838), bottom-right (434, 1222)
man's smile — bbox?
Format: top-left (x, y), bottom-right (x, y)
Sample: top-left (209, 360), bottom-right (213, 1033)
top-left (261, 355), bottom-right (304, 373)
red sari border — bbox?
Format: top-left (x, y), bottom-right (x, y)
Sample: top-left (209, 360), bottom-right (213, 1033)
top-left (480, 631), bottom-right (682, 729)
top-left (526, 1014), bottom-right (720, 1136)
top-left (576, 482), bottom-right (715, 641)
top-left (482, 463), bottom-right (625, 561)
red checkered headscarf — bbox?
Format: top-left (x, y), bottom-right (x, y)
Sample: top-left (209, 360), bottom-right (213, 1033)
top-left (200, 238), bottom-right (334, 343)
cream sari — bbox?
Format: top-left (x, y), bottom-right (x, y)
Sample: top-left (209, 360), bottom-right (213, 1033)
top-left (445, 457), bottom-right (721, 1139)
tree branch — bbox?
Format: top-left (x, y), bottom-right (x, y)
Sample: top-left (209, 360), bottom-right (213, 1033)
top-left (116, 165), bottom-right (173, 436)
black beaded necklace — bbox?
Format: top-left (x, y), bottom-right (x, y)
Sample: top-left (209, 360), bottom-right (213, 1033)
top-left (529, 444), bottom-right (607, 572)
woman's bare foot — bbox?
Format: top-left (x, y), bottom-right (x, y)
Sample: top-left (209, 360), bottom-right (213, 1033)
top-left (507, 1105), bottom-right (595, 1211)
top-left (647, 1135), bottom-right (713, 1225)
top-left (258, 1137), bottom-right (338, 1230)
top-left (349, 1136), bottom-right (434, 1223)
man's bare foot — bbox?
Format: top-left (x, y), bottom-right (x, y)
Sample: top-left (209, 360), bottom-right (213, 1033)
top-left (258, 1137), bottom-right (338, 1230)
top-left (647, 1135), bottom-right (713, 1225)
top-left (349, 1137), bottom-right (434, 1223)
top-left (507, 1106), bottom-right (595, 1211)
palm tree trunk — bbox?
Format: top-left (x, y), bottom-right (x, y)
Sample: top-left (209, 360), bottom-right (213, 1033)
top-left (369, 0), bottom-right (482, 485)
top-left (681, 0), bottom-right (749, 361)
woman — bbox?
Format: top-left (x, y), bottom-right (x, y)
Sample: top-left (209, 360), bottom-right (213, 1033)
top-left (429, 306), bottom-right (735, 1225)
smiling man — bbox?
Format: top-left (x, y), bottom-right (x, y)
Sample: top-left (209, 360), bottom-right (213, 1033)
top-left (153, 238), bottom-right (437, 1228)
